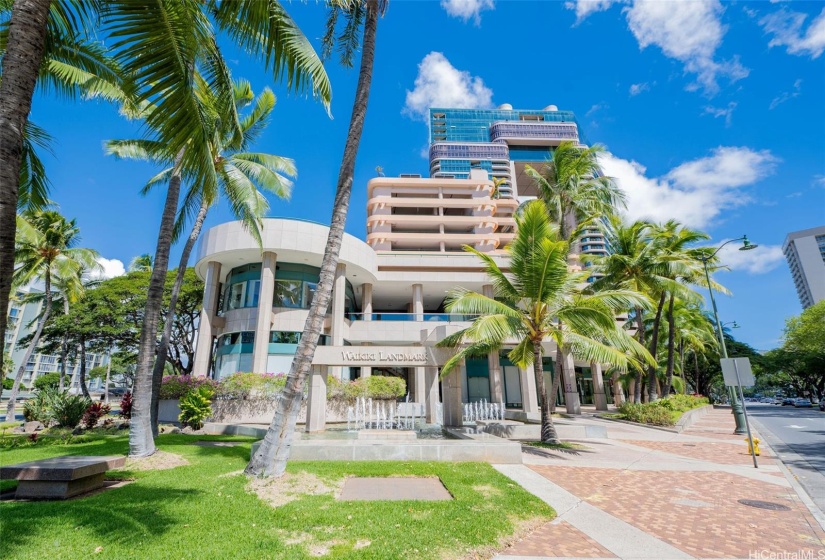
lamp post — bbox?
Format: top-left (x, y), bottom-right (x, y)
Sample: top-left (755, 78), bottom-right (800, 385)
top-left (700, 236), bottom-right (758, 435)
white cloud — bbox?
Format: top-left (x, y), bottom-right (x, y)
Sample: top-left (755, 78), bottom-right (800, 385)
top-left (89, 257), bottom-right (126, 280)
top-left (565, 0), bottom-right (619, 23)
top-left (769, 78), bottom-right (802, 110)
top-left (440, 0), bottom-right (494, 25)
top-left (702, 101), bottom-right (737, 126)
top-left (625, 0), bottom-right (748, 94)
top-left (761, 7), bottom-right (825, 59)
top-left (598, 147), bottom-right (778, 230)
top-left (586, 102), bottom-right (608, 117)
top-left (628, 82), bottom-right (650, 96)
top-left (716, 242), bottom-right (785, 274)
top-left (403, 52), bottom-right (494, 121)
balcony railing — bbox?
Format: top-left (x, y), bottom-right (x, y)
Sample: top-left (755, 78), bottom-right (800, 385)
top-left (490, 121), bottom-right (579, 143)
top-left (346, 312), bottom-right (478, 322)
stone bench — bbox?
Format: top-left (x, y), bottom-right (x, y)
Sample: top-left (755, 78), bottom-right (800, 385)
top-left (1, 456), bottom-right (126, 499)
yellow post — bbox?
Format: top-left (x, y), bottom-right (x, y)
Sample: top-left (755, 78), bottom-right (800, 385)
top-left (745, 437), bottom-right (760, 456)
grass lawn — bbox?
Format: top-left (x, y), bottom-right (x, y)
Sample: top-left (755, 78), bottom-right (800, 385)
top-left (0, 433), bottom-right (553, 559)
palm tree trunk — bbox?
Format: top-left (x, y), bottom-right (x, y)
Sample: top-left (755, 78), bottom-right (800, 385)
top-left (534, 340), bottom-right (560, 444)
top-left (694, 351), bottom-right (701, 395)
top-left (150, 199), bottom-right (209, 436)
top-left (59, 299), bottom-right (70, 392)
top-left (129, 151), bottom-right (184, 458)
top-left (245, 1), bottom-right (379, 478)
top-left (104, 350), bottom-right (112, 404)
top-left (646, 293), bottom-right (666, 402)
top-left (633, 306), bottom-right (644, 403)
top-left (662, 293), bottom-right (677, 397)
top-left (6, 269), bottom-right (52, 419)
top-left (79, 340), bottom-right (90, 399)
top-left (0, 0), bottom-right (52, 361)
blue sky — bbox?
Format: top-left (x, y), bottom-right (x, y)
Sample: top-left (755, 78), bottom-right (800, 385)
top-left (29, 0), bottom-right (825, 351)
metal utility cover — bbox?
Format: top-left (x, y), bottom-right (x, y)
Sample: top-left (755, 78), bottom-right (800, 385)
top-left (338, 477), bottom-right (453, 501)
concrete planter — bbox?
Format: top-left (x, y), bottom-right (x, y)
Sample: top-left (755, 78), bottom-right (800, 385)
top-left (158, 397), bottom-right (396, 425)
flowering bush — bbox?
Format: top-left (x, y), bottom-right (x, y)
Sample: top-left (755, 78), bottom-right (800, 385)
top-left (159, 375), bottom-right (218, 400)
top-left (82, 402), bottom-right (111, 429)
top-left (342, 376), bottom-right (406, 400)
top-left (119, 391), bottom-right (133, 419)
top-left (216, 372), bottom-right (287, 398)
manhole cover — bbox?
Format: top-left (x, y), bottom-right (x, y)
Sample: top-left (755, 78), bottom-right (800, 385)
top-left (738, 499), bottom-right (791, 511)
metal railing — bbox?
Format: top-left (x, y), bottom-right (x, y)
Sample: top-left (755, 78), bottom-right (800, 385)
top-left (346, 312), bottom-right (478, 322)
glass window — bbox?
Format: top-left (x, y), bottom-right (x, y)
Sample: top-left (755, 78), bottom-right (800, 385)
top-left (241, 332), bottom-right (255, 344)
top-left (274, 279), bottom-right (303, 308)
top-left (227, 282), bottom-right (246, 310)
top-left (246, 280), bottom-right (261, 308)
top-left (270, 331), bottom-right (301, 344)
top-left (304, 282), bottom-right (318, 308)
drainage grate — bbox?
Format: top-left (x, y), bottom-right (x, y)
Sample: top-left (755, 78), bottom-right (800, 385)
top-left (738, 499), bottom-right (791, 511)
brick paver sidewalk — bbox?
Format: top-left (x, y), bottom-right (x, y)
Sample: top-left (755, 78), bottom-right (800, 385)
top-left (496, 408), bottom-right (825, 560)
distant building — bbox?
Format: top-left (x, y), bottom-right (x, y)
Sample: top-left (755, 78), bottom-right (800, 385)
top-left (783, 225), bottom-right (825, 309)
top-left (4, 287), bottom-right (108, 391)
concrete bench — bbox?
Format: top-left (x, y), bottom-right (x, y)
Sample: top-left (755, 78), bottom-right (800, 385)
top-left (1, 456), bottom-right (126, 499)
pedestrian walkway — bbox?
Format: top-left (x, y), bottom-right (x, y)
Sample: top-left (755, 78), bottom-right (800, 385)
top-left (495, 408), bottom-right (825, 560)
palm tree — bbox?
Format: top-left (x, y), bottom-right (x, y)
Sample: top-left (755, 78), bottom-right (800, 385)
top-left (103, 0), bottom-right (331, 459)
top-left (108, 79), bottom-right (295, 434)
top-left (667, 299), bottom-right (717, 394)
top-left (245, 0), bottom-right (386, 478)
top-left (128, 254), bottom-right (153, 272)
top-left (438, 201), bottom-right (652, 444)
top-left (5, 210), bottom-right (99, 418)
top-left (0, 0), bottom-right (112, 365)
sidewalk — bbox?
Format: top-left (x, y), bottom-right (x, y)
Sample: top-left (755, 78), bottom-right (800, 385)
top-left (494, 408), bottom-right (825, 560)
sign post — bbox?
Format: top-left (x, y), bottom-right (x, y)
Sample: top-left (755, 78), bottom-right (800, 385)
top-left (721, 357), bottom-right (758, 468)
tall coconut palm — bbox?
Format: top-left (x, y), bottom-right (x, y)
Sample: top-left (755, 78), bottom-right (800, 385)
top-left (0, 0), bottom-right (105, 364)
top-left (107, 79), bottom-right (295, 434)
top-left (5, 210), bottom-right (99, 418)
top-left (104, 0), bottom-right (330, 459)
top-left (128, 254), bottom-right (153, 272)
top-left (246, 0), bottom-right (386, 478)
top-left (438, 201), bottom-right (652, 444)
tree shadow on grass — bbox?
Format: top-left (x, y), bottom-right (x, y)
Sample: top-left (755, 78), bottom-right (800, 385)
top-left (0, 485), bottom-right (196, 557)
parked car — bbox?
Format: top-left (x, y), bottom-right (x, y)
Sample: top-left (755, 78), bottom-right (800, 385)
top-left (760, 397), bottom-right (773, 403)
top-left (773, 398), bottom-right (784, 405)
top-left (783, 397), bottom-right (796, 406)
top-left (107, 387), bottom-right (128, 397)
top-left (819, 398), bottom-right (825, 412)
top-left (793, 398), bottom-right (813, 408)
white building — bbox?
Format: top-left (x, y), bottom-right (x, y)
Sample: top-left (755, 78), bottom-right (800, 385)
top-left (783, 225), bottom-right (825, 309)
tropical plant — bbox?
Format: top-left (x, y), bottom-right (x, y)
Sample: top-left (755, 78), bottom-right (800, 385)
top-left (33, 372), bottom-right (60, 391)
top-left (81, 401), bottom-right (111, 429)
top-left (5, 210), bottom-right (99, 419)
top-left (217, 372), bottom-right (287, 399)
top-left (49, 391), bottom-right (91, 428)
top-left (128, 254), bottom-right (153, 272)
top-left (438, 201), bottom-right (652, 443)
top-left (178, 384), bottom-right (214, 430)
top-left (119, 391), bottom-right (133, 420)
top-left (342, 376), bottom-right (406, 400)
top-left (246, 0), bottom-right (386, 478)
top-left (22, 390), bottom-right (50, 423)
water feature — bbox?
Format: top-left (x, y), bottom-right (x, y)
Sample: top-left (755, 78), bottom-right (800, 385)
top-left (346, 395), bottom-right (423, 431)
top-left (462, 399), bottom-right (505, 423)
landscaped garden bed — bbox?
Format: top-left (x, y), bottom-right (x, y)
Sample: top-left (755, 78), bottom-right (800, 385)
top-left (0, 431), bottom-right (553, 559)
top-left (609, 394), bottom-right (710, 427)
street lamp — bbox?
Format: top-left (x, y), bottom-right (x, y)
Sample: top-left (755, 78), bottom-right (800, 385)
top-left (700, 236), bottom-right (758, 435)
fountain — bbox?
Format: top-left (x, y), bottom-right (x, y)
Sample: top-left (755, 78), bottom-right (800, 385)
top-left (461, 399), bottom-right (505, 424)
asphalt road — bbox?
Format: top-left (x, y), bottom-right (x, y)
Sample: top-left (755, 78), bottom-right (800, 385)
top-left (746, 402), bottom-right (825, 515)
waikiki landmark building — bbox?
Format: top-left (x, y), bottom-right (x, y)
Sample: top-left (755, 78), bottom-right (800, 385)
top-left (190, 105), bottom-right (617, 429)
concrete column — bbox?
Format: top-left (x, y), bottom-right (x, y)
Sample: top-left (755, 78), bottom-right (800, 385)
top-left (425, 367), bottom-right (440, 423)
top-left (329, 263), bottom-right (346, 380)
top-left (362, 283), bottom-right (373, 321)
top-left (519, 366), bottom-right (539, 414)
top-left (488, 352), bottom-right (504, 404)
top-left (193, 261), bottom-right (221, 376)
top-left (413, 367), bottom-right (426, 404)
top-left (412, 283), bottom-right (423, 321)
top-left (360, 343), bottom-right (372, 378)
top-left (252, 251), bottom-right (276, 373)
top-left (591, 361), bottom-right (608, 411)
top-left (442, 361), bottom-right (464, 427)
top-left (562, 349), bottom-right (581, 414)
top-left (613, 378), bottom-right (625, 406)
top-left (305, 365), bottom-right (328, 432)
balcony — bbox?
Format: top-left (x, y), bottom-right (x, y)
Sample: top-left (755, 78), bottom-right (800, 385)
top-left (347, 312), bottom-right (478, 322)
top-left (489, 121), bottom-right (579, 146)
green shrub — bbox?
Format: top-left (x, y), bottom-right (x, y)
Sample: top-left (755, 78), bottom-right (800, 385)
top-left (119, 391), bottom-right (133, 419)
top-left (3, 377), bottom-right (14, 390)
top-left (159, 375), bottom-right (217, 399)
top-left (33, 372), bottom-right (61, 391)
top-left (617, 402), bottom-right (674, 426)
top-left (217, 372), bottom-right (286, 398)
top-left (342, 376), bottom-right (406, 400)
top-left (22, 391), bottom-right (51, 423)
top-left (49, 392), bottom-right (92, 428)
top-left (81, 402), bottom-right (111, 429)
top-left (179, 385), bottom-right (214, 430)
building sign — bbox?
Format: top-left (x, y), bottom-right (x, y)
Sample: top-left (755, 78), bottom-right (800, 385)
top-left (312, 346), bottom-right (450, 367)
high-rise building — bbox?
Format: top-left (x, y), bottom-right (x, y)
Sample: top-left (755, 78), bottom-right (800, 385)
top-left (783, 225), bottom-right (825, 308)
top-left (428, 105), bottom-right (607, 270)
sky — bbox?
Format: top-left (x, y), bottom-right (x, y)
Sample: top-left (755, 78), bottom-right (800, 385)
top-left (28, 0), bottom-right (825, 351)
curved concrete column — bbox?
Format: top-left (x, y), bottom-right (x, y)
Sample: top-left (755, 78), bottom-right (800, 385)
top-left (442, 361), bottom-right (464, 427)
top-left (519, 366), bottom-right (539, 414)
top-left (562, 349), bottom-right (581, 414)
top-left (591, 361), bottom-right (608, 411)
top-left (252, 251), bottom-right (276, 373)
top-left (305, 365), bottom-right (328, 432)
top-left (192, 261), bottom-right (221, 376)
top-left (329, 263), bottom-right (346, 380)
